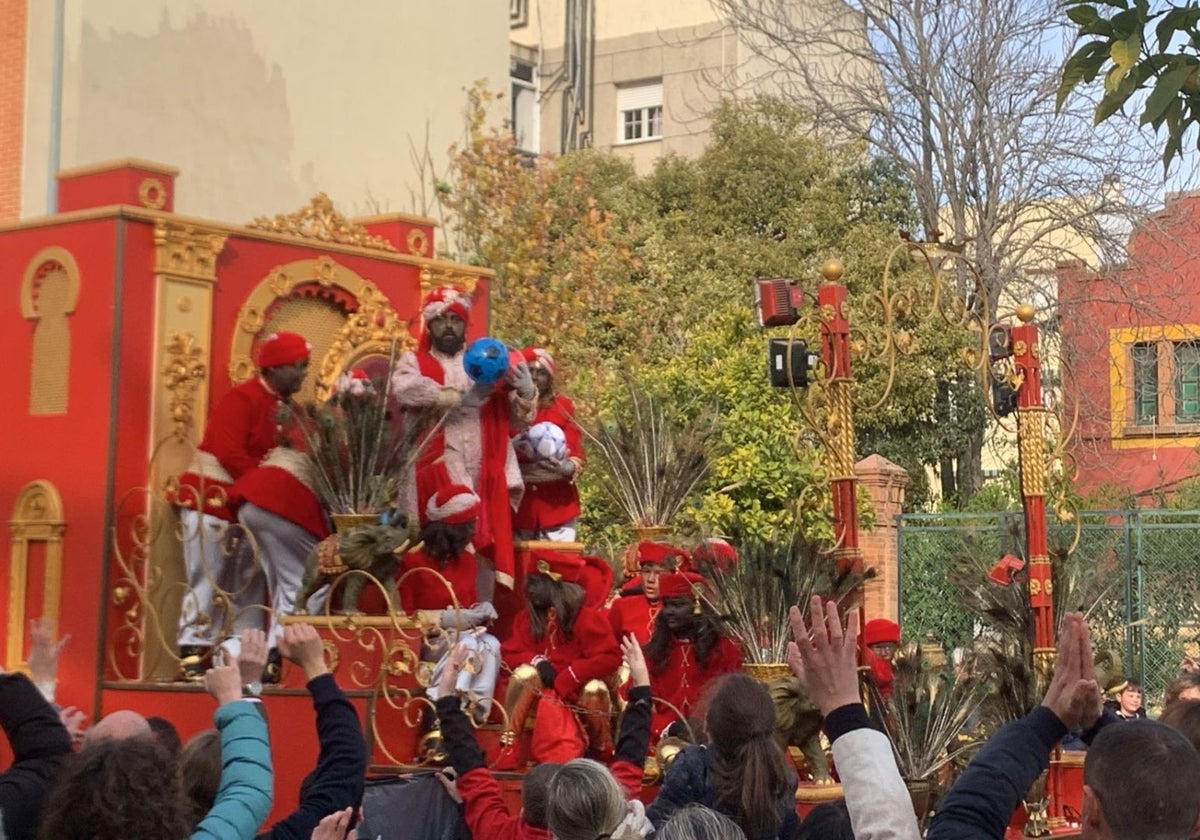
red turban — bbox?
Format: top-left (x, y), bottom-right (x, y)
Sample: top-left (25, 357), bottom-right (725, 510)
top-left (255, 332), bottom-right (311, 369)
top-left (635, 541), bottom-right (689, 571)
top-left (421, 286), bottom-right (471, 324)
top-left (658, 571), bottom-right (706, 601)
top-left (522, 346), bottom-right (555, 375)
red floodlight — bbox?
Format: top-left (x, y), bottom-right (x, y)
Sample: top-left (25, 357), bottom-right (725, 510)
top-left (754, 277), bottom-right (805, 327)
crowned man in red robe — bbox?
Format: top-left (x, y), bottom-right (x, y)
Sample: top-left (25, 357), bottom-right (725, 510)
top-left (391, 286), bottom-right (536, 596)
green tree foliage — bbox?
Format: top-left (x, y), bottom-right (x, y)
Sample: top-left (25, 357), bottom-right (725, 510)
top-left (1060, 0), bottom-right (1200, 171)
top-left (440, 93), bottom-right (981, 540)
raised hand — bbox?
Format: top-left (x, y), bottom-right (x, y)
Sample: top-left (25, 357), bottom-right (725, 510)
top-left (506, 360), bottom-right (536, 400)
top-left (1041, 612), bottom-right (1102, 731)
top-left (310, 807), bottom-right (355, 840)
top-left (237, 628), bottom-right (269, 686)
top-left (27, 617), bottom-right (69, 687)
top-left (786, 596), bottom-right (862, 717)
top-left (436, 643), bottom-right (470, 698)
top-left (622, 634), bottom-right (650, 688)
top-left (278, 623), bottom-right (329, 680)
top-left (204, 653), bottom-right (243, 707)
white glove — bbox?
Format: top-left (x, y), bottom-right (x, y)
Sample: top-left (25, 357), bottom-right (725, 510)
top-left (507, 361), bottom-right (536, 400)
top-left (460, 382), bottom-right (493, 409)
top-left (439, 601), bottom-right (499, 631)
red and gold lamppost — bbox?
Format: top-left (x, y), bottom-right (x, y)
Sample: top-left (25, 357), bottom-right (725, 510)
top-left (1011, 304), bottom-right (1057, 681)
top-left (817, 261), bottom-right (864, 583)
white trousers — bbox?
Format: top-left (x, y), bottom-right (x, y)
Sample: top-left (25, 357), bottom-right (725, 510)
top-left (238, 503), bottom-right (326, 643)
top-left (177, 509), bottom-right (266, 646)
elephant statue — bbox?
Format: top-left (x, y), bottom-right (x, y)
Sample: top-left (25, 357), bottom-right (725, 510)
top-left (294, 515), bottom-right (415, 615)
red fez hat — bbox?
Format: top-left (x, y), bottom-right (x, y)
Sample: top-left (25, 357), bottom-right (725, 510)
top-left (579, 555), bottom-right (614, 608)
top-left (864, 618), bottom-right (901, 647)
top-left (657, 571), bottom-right (707, 601)
top-left (256, 331), bottom-right (311, 369)
top-left (529, 549), bottom-right (585, 584)
top-left (635, 541), bottom-right (690, 571)
top-left (691, 538), bottom-right (738, 571)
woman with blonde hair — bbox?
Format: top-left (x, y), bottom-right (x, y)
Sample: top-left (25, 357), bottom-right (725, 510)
top-left (545, 758), bottom-right (654, 840)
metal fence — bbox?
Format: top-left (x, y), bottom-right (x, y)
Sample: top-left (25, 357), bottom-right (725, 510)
top-left (898, 509), bottom-right (1200, 706)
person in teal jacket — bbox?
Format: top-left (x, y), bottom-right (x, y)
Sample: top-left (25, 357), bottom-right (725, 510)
top-left (190, 649), bottom-right (274, 840)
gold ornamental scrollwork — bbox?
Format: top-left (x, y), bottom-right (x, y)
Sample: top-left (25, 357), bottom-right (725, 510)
top-left (228, 257), bottom-right (375, 385)
top-left (153, 221), bottom-right (227, 282)
top-left (161, 332), bottom-right (208, 441)
top-left (315, 280), bottom-right (417, 401)
top-left (247, 193), bottom-right (398, 253)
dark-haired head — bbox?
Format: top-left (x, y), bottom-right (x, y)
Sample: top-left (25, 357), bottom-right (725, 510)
top-left (1165, 671), bottom-right (1200, 713)
top-left (39, 735), bottom-right (190, 840)
top-left (1083, 719), bottom-right (1200, 840)
top-left (706, 674), bottom-right (793, 840)
top-left (178, 729), bottom-right (221, 830)
top-left (417, 519), bottom-right (475, 564)
top-left (798, 799), bottom-right (852, 840)
top-left (521, 761), bottom-right (563, 828)
top-left (1160, 700), bottom-right (1200, 752)
top-left (524, 574), bottom-right (584, 640)
top-left (146, 715), bottom-right (181, 759)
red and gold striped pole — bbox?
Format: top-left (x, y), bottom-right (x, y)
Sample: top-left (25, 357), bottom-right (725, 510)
top-left (1012, 303), bottom-right (1061, 834)
top-left (1011, 304), bottom-right (1055, 672)
top-left (817, 260), bottom-right (863, 587)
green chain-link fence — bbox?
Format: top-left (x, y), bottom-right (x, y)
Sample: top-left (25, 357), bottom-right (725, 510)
top-left (899, 510), bottom-right (1200, 707)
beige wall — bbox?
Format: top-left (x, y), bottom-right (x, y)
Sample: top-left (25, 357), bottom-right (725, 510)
top-left (512, 0), bottom-right (724, 48)
top-left (22, 1), bottom-right (508, 222)
top-left (514, 0), bottom-right (872, 171)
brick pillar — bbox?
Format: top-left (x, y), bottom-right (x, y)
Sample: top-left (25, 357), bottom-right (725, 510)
top-left (0, 0), bottom-right (26, 220)
top-left (855, 454), bottom-right (908, 624)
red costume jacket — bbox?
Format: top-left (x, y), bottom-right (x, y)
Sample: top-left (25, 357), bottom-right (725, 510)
top-left (397, 549), bottom-right (479, 611)
top-left (648, 635), bottom-right (743, 737)
top-left (513, 397), bottom-right (583, 531)
top-left (501, 606), bottom-right (621, 701)
top-left (608, 593), bottom-right (660, 645)
top-left (173, 378), bottom-right (326, 539)
top-left (455, 769), bottom-right (551, 840)
top-left (864, 648), bottom-right (895, 701)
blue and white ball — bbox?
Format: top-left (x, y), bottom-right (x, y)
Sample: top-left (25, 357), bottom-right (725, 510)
top-left (527, 421), bottom-right (568, 461)
top-left (463, 337), bottom-right (510, 385)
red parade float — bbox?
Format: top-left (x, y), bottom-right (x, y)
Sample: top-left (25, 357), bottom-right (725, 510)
top-left (0, 158), bottom-right (549, 821)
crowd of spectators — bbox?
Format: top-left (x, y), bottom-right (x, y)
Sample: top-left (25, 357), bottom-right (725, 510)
top-left (7, 602), bottom-right (1200, 840)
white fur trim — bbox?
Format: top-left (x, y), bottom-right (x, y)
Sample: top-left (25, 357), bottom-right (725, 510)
top-left (191, 450), bottom-right (235, 484)
top-left (425, 488), bottom-right (480, 521)
top-left (260, 447), bottom-right (319, 492)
